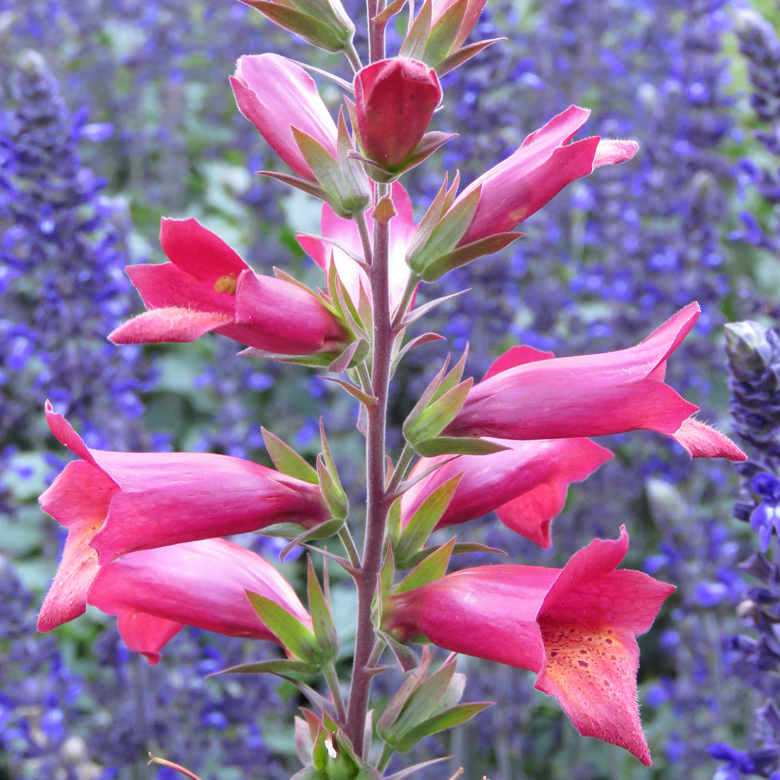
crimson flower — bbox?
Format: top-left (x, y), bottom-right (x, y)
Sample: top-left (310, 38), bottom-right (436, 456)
top-left (384, 528), bottom-right (674, 765)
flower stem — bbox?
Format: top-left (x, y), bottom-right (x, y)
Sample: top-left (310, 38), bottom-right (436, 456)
top-left (377, 743), bottom-right (395, 772)
top-left (324, 660), bottom-right (347, 724)
top-left (345, 41), bottom-right (363, 73)
top-left (354, 210), bottom-right (373, 268)
top-left (345, 181), bottom-right (393, 754)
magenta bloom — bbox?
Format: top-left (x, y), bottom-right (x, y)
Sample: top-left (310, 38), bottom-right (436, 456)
top-left (401, 437), bottom-right (612, 548)
top-left (431, 0), bottom-right (487, 50)
top-left (455, 105), bottom-right (638, 245)
top-left (109, 217), bottom-right (348, 354)
top-left (385, 528), bottom-right (674, 765)
top-left (88, 539), bottom-right (311, 664)
top-left (354, 59), bottom-right (442, 171)
top-left (446, 303), bottom-right (746, 461)
top-left (230, 54), bottom-right (338, 181)
top-left (37, 403), bottom-right (328, 632)
top-left (298, 182), bottom-right (416, 312)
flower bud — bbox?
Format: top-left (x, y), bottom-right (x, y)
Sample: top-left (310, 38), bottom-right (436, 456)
top-left (354, 58), bottom-right (442, 172)
top-left (241, 0), bottom-right (355, 53)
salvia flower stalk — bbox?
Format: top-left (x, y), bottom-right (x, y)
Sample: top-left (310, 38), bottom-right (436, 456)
top-left (33, 0), bottom-right (748, 776)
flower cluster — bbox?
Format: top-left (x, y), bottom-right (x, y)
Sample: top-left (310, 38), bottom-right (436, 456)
top-left (24, 0), bottom-right (753, 775)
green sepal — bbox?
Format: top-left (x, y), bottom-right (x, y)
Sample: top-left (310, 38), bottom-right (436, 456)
top-left (436, 37), bottom-right (505, 76)
top-left (245, 591), bottom-right (326, 665)
top-left (239, 345), bottom-right (341, 367)
top-left (317, 423), bottom-right (349, 520)
top-left (385, 757), bottom-right (451, 780)
top-left (386, 498), bottom-right (402, 546)
top-left (394, 132), bottom-right (457, 176)
top-left (430, 346), bottom-right (467, 403)
top-left (398, 290), bottom-right (468, 329)
top-left (399, 0), bottom-right (432, 60)
top-left (206, 658), bottom-right (320, 679)
top-left (319, 376), bottom-right (377, 407)
top-left (377, 649), bottom-right (434, 735)
top-left (307, 557), bottom-right (340, 661)
top-left (329, 338), bottom-right (369, 374)
top-left (380, 543), bottom-right (396, 596)
top-left (390, 655), bottom-right (457, 736)
top-left (406, 186), bottom-right (481, 277)
top-left (378, 630), bottom-right (419, 672)
top-left (395, 539), bottom-right (506, 574)
top-left (292, 767), bottom-right (326, 780)
top-left (405, 378), bottom-right (473, 446)
top-left (258, 169), bottom-right (330, 201)
top-left (394, 536), bottom-right (455, 586)
top-left (393, 702), bottom-right (493, 752)
top-left (412, 436), bottom-right (510, 457)
top-left (280, 518), bottom-right (346, 563)
top-left (393, 475), bottom-right (461, 567)
top-left (403, 175), bottom-right (449, 262)
top-left (262, 428), bottom-right (319, 485)
top-left (241, 0), bottom-right (354, 52)
top-left (423, 0), bottom-right (467, 64)
top-left (402, 357), bottom-right (451, 440)
top-left (418, 231), bottom-right (523, 282)
top-left (257, 521), bottom-right (309, 538)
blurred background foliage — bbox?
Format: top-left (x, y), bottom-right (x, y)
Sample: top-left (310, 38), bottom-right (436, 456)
top-left (1, 0), bottom-right (780, 778)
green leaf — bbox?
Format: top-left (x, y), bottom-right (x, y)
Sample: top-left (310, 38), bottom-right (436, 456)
top-left (394, 702), bottom-right (493, 752)
top-left (430, 346), bottom-right (468, 403)
top-left (379, 631), bottom-right (419, 673)
top-left (258, 169), bottom-right (329, 201)
top-left (391, 657), bottom-right (458, 737)
top-left (394, 537), bottom-right (456, 586)
top-left (318, 376), bottom-right (377, 406)
top-left (413, 436), bottom-right (510, 457)
top-left (394, 475), bottom-right (462, 565)
top-left (243, 0), bottom-right (353, 51)
top-left (317, 457), bottom-right (348, 521)
top-left (399, 0), bottom-right (432, 60)
top-left (255, 521), bottom-right (308, 539)
top-left (377, 650), bottom-right (433, 736)
top-left (402, 358), bottom-right (450, 440)
top-left (385, 757), bottom-right (450, 780)
top-left (406, 186), bottom-right (481, 277)
top-left (329, 339), bottom-right (364, 374)
top-left (206, 659), bottom-right (320, 679)
top-left (423, 0), bottom-right (467, 63)
top-left (393, 132), bottom-right (457, 176)
top-left (308, 557), bottom-right (339, 660)
top-left (419, 231), bottom-right (522, 282)
top-left (245, 591), bottom-right (324, 665)
top-left (406, 379), bottom-right (473, 445)
top-left (436, 37), bottom-right (506, 76)
top-left (262, 428), bottom-right (319, 485)
top-left (404, 175), bottom-right (450, 261)
top-left (380, 543), bottom-right (396, 596)
top-left (399, 290), bottom-right (468, 328)
top-left (280, 518), bottom-right (346, 562)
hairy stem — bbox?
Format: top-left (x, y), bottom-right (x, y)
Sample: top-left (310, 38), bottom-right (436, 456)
top-left (346, 183), bottom-right (393, 754)
top-left (354, 211), bottom-right (374, 267)
top-left (345, 41), bottom-right (363, 73)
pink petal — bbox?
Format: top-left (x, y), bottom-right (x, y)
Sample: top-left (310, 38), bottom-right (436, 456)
top-left (672, 418), bottom-right (746, 461)
top-left (593, 139), bottom-right (639, 168)
top-left (534, 623), bottom-right (650, 765)
top-left (108, 308), bottom-right (232, 344)
top-left (126, 263), bottom-right (236, 315)
top-left (117, 612), bottom-right (184, 665)
top-left (44, 400), bottom-right (98, 466)
top-left (88, 539), bottom-right (311, 653)
top-left (37, 513), bottom-right (102, 631)
top-left (483, 345), bottom-right (555, 380)
top-left (160, 218), bottom-right (249, 282)
top-left (233, 270), bottom-right (347, 354)
top-left (88, 450), bottom-right (327, 564)
top-left (232, 55), bottom-right (338, 181)
top-left (296, 235), bottom-right (330, 271)
top-left (520, 105), bottom-right (592, 152)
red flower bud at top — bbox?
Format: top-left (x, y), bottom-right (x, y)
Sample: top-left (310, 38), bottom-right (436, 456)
top-left (109, 217), bottom-right (349, 356)
top-left (445, 303), bottom-right (747, 462)
top-left (385, 528), bottom-right (674, 765)
top-left (231, 54), bottom-right (338, 181)
top-left (36, 403), bottom-right (329, 633)
top-left (455, 105), bottom-right (639, 245)
top-left (88, 539), bottom-right (311, 664)
top-left (431, 0), bottom-right (488, 50)
top-left (354, 58), bottom-right (442, 171)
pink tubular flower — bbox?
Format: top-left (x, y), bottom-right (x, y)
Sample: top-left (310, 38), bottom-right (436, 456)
top-left (109, 217), bottom-right (349, 354)
top-left (230, 54), bottom-right (338, 181)
top-left (297, 182), bottom-right (416, 313)
top-left (87, 539), bottom-right (311, 664)
top-left (354, 58), bottom-right (442, 171)
top-left (431, 0), bottom-right (488, 50)
top-left (445, 303), bottom-right (747, 461)
top-left (401, 437), bottom-right (613, 548)
top-left (456, 105), bottom-right (638, 246)
top-left (37, 402), bottom-right (328, 633)
top-left (385, 528), bottom-right (674, 765)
